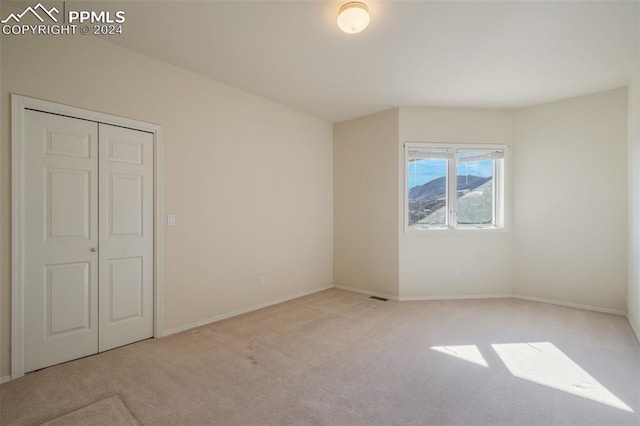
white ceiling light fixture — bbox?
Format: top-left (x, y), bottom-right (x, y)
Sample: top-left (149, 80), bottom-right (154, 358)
top-left (337, 2), bottom-right (370, 34)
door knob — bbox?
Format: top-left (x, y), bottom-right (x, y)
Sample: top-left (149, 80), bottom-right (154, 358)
top-left (90, 247), bottom-right (98, 252)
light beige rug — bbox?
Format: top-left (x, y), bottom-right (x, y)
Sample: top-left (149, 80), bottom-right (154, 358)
top-left (39, 395), bottom-right (138, 426)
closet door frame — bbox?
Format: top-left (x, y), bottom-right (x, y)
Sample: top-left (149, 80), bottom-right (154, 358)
top-left (11, 94), bottom-right (165, 380)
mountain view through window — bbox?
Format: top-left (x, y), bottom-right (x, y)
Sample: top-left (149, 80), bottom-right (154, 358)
top-left (408, 158), bottom-right (494, 227)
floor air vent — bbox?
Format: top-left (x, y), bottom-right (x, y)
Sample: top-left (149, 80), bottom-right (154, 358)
top-left (369, 296), bottom-right (388, 301)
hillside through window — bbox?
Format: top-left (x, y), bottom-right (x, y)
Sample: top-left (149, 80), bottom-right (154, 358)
top-left (406, 144), bottom-right (506, 231)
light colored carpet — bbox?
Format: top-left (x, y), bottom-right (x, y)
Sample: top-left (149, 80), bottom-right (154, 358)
top-left (1, 289), bottom-right (639, 425)
top-left (39, 395), bottom-right (139, 426)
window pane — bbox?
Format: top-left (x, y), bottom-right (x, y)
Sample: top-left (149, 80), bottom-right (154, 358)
top-left (408, 158), bottom-right (447, 227)
top-left (456, 156), bottom-right (494, 225)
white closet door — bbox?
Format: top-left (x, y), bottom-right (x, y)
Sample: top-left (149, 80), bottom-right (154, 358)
top-left (98, 123), bottom-right (154, 352)
top-left (24, 110), bottom-right (99, 372)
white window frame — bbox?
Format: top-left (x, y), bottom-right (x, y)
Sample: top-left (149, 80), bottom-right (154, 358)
top-left (404, 142), bottom-right (508, 232)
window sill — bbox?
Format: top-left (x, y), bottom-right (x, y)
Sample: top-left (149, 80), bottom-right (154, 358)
top-left (405, 225), bottom-right (507, 234)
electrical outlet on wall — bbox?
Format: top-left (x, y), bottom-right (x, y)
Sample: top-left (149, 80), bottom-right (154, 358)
top-left (454, 270), bottom-right (462, 280)
top-left (259, 276), bottom-right (265, 286)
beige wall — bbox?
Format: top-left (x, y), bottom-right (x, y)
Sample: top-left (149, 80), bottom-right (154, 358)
top-left (629, 75), bottom-right (640, 336)
top-left (335, 96), bottom-right (627, 308)
top-left (333, 109), bottom-right (400, 297)
top-left (513, 89), bottom-right (628, 311)
top-left (0, 34), bottom-right (334, 377)
top-left (398, 108), bottom-right (515, 298)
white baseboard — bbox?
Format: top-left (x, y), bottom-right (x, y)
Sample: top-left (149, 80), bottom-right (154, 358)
top-left (512, 294), bottom-right (626, 316)
top-left (334, 286), bottom-right (626, 316)
top-left (333, 285), bottom-right (399, 301)
top-left (399, 293), bottom-right (512, 302)
top-left (0, 375), bottom-right (11, 384)
top-left (162, 285), bottom-right (333, 336)
top-left (627, 314), bottom-right (640, 345)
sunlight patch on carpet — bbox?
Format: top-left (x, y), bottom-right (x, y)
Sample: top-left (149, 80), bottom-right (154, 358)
top-left (430, 345), bottom-right (489, 367)
top-left (492, 342), bottom-right (633, 413)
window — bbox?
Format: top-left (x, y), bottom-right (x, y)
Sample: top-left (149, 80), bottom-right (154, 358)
top-left (405, 143), bottom-right (506, 231)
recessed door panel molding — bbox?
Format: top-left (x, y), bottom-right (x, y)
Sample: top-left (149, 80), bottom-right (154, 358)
top-left (45, 130), bottom-right (91, 158)
top-left (46, 262), bottom-right (91, 336)
top-left (108, 257), bottom-right (144, 323)
top-left (14, 96), bottom-right (163, 379)
top-left (46, 168), bottom-right (91, 240)
top-left (108, 139), bottom-right (144, 165)
top-left (109, 174), bottom-right (143, 237)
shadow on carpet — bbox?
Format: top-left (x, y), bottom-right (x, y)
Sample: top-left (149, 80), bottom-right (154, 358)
top-left (39, 395), bottom-right (139, 426)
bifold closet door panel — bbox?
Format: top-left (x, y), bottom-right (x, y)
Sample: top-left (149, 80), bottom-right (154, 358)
top-left (24, 110), bottom-right (99, 372)
top-left (98, 123), bottom-right (154, 352)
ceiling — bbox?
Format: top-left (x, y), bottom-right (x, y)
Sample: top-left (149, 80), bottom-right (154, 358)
top-left (101, 1), bottom-right (639, 123)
